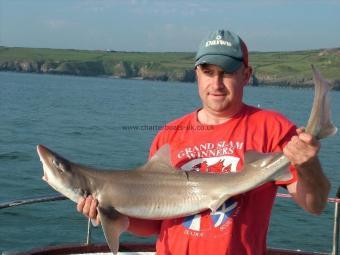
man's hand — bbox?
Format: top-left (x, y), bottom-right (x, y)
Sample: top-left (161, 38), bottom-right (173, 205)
top-left (283, 127), bottom-right (320, 167)
top-left (284, 127), bottom-right (330, 215)
top-left (77, 195), bottom-right (101, 225)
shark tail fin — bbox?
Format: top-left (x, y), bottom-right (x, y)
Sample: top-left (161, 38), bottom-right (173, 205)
top-left (307, 65), bottom-right (338, 139)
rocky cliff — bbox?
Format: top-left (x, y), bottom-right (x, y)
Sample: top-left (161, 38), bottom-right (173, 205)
top-left (0, 59), bottom-right (197, 82)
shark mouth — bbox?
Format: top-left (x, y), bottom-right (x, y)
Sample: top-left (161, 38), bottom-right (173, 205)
top-left (37, 145), bottom-right (49, 182)
top-left (42, 166), bottom-right (48, 182)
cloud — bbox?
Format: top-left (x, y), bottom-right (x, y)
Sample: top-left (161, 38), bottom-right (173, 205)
top-left (46, 19), bottom-right (69, 29)
top-left (72, 0), bottom-right (124, 13)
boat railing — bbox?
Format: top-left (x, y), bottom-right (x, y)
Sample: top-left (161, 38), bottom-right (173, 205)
top-left (1, 187), bottom-right (339, 255)
top-left (276, 189), bottom-right (340, 255)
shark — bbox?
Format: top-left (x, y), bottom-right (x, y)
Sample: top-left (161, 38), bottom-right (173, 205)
top-left (37, 65), bottom-right (337, 254)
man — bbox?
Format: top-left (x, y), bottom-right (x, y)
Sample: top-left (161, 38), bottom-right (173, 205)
top-left (78, 29), bottom-right (330, 254)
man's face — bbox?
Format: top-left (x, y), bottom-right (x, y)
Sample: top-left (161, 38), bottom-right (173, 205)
top-left (196, 64), bottom-right (251, 117)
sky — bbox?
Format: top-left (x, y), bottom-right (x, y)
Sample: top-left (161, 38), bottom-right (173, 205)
top-left (0, 0), bottom-right (339, 52)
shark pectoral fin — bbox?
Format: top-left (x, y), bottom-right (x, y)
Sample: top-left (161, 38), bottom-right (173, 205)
top-left (208, 195), bottom-right (231, 213)
top-left (272, 165), bottom-right (293, 182)
top-left (98, 207), bottom-right (129, 255)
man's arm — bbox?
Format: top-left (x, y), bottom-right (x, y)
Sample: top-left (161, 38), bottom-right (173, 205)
top-left (77, 196), bottom-right (161, 236)
top-left (284, 128), bottom-right (331, 215)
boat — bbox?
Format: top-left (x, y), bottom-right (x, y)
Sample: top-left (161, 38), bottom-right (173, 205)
top-left (1, 188), bottom-right (339, 255)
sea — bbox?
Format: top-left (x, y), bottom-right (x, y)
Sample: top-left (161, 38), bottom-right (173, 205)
top-left (0, 71), bottom-right (339, 254)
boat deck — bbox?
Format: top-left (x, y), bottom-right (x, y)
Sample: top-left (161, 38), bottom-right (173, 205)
top-left (12, 243), bottom-right (329, 255)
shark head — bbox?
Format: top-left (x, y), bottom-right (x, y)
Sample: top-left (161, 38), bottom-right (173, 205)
top-left (37, 144), bottom-right (83, 202)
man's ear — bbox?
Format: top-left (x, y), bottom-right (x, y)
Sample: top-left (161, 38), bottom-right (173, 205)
top-left (194, 67), bottom-right (199, 81)
top-left (243, 66), bottom-right (253, 86)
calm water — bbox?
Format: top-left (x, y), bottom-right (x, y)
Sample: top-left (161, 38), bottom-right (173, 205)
top-left (0, 72), bottom-right (339, 253)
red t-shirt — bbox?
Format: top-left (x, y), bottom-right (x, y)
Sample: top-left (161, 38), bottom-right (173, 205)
top-left (149, 104), bottom-right (297, 255)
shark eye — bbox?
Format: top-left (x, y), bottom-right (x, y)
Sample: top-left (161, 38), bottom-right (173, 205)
top-left (52, 159), bottom-right (66, 173)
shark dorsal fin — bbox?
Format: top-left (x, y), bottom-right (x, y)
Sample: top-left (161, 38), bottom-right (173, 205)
top-left (139, 144), bottom-right (175, 173)
top-left (244, 151), bottom-right (293, 182)
top-left (149, 144), bottom-right (172, 165)
top-left (244, 151), bottom-right (279, 168)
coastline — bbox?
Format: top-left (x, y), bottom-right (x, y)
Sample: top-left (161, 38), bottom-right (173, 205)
top-left (1, 46), bottom-right (340, 90)
top-left (1, 70), bottom-right (339, 90)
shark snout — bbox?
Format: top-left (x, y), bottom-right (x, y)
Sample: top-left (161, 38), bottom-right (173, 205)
top-left (37, 144), bottom-right (48, 158)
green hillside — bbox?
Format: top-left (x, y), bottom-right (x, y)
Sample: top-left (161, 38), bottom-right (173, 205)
top-left (1, 46), bottom-right (339, 89)
top-left (251, 49), bottom-right (340, 87)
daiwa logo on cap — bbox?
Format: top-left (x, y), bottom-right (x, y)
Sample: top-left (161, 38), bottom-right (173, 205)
top-left (195, 29), bottom-right (248, 73)
top-left (205, 34), bottom-right (232, 47)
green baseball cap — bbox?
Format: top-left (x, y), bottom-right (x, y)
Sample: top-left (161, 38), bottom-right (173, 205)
top-left (195, 29), bottom-right (249, 73)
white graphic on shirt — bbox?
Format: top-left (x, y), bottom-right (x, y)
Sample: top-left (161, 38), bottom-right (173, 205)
top-left (183, 199), bottom-right (238, 231)
top-left (180, 156), bottom-right (241, 232)
top-left (181, 155), bottom-right (240, 173)
top-left (177, 140), bottom-right (243, 160)
top-left (211, 200), bottom-right (238, 227)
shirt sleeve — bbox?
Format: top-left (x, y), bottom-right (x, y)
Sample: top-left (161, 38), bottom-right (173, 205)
top-left (274, 120), bottom-right (298, 185)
